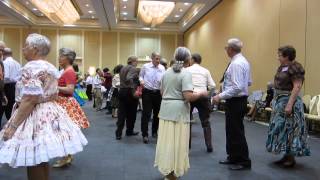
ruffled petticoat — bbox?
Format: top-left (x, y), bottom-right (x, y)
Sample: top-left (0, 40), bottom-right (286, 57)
top-left (0, 101), bottom-right (88, 168)
top-left (56, 96), bottom-right (90, 129)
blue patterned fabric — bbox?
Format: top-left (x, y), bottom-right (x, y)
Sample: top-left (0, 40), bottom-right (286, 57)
top-left (266, 93), bottom-right (310, 156)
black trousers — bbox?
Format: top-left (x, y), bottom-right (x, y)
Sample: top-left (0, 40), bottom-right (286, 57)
top-left (86, 84), bottom-right (93, 101)
top-left (225, 96), bottom-right (251, 166)
top-left (0, 82), bottom-right (16, 127)
top-left (190, 96), bottom-right (211, 128)
top-left (116, 88), bottom-right (138, 136)
top-left (141, 89), bottom-right (161, 137)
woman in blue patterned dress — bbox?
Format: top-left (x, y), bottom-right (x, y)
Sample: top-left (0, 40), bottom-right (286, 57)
top-left (266, 45), bottom-right (310, 168)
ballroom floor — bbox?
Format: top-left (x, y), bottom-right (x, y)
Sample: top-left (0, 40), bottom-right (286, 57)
top-left (0, 101), bottom-right (319, 180)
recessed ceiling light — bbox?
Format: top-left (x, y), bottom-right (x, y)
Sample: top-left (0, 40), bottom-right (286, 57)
top-left (85, 4), bottom-right (89, 7)
top-left (26, 1), bottom-right (29, 5)
top-left (40, 13), bottom-right (44, 16)
top-left (64, 24), bottom-right (76, 27)
top-left (123, 5), bottom-right (127, 9)
top-left (122, 12), bottom-right (128, 15)
top-left (123, 0), bottom-right (128, 2)
top-left (179, 8), bottom-right (183, 12)
top-left (91, 16), bottom-right (95, 19)
top-left (174, 15), bottom-right (180, 18)
top-left (184, 3), bottom-right (190, 6)
top-left (88, 10), bottom-right (94, 14)
top-left (33, 8), bottom-right (38, 11)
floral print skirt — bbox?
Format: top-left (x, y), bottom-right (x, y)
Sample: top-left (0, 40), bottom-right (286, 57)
top-left (266, 94), bottom-right (310, 156)
top-left (0, 101), bottom-right (88, 167)
top-left (56, 96), bottom-right (90, 129)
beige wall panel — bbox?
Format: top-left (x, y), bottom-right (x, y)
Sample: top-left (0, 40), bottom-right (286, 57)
top-left (160, 34), bottom-right (175, 62)
top-left (102, 32), bottom-right (118, 70)
top-left (119, 32), bottom-right (135, 65)
top-left (305, 0), bottom-right (320, 95)
top-left (185, 0), bottom-right (280, 92)
top-left (41, 29), bottom-right (57, 67)
top-left (137, 33), bottom-right (159, 59)
top-left (3, 28), bottom-right (21, 62)
top-left (279, 0), bottom-right (306, 66)
top-left (84, 31), bottom-right (100, 73)
top-left (59, 30), bottom-right (82, 57)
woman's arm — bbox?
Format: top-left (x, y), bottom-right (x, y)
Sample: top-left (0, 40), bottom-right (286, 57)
top-left (3, 95), bottom-right (39, 141)
top-left (285, 79), bottom-right (303, 116)
top-left (183, 91), bottom-right (208, 102)
top-left (58, 84), bottom-right (75, 95)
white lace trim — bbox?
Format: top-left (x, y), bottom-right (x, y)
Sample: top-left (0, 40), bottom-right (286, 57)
top-left (23, 60), bottom-right (60, 79)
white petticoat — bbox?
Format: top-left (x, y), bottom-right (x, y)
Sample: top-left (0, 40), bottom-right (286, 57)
top-left (0, 101), bottom-right (88, 168)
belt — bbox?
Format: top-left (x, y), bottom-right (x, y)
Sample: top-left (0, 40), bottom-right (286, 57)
top-left (144, 88), bottom-right (160, 93)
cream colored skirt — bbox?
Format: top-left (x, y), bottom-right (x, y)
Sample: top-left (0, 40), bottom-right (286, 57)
top-left (154, 119), bottom-right (190, 177)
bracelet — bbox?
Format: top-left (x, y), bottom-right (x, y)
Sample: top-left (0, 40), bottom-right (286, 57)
top-left (10, 123), bottom-right (18, 129)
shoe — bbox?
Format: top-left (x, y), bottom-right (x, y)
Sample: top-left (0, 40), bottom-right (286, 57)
top-left (273, 155), bottom-right (289, 165)
top-left (152, 133), bottom-right (157, 138)
top-left (116, 136), bottom-right (122, 140)
top-left (126, 132), bottom-right (139, 136)
top-left (207, 147), bottom-right (213, 153)
top-left (143, 137), bottom-right (149, 144)
top-left (52, 157), bottom-right (70, 168)
top-left (228, 164), bottom-right (251, 170)
top-left (282, 156), bottom-right (296, 168)
top-left (219, 159), bottom-right (236, 165)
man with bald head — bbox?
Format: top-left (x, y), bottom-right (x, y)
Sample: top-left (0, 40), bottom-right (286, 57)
top-left (0, 47), bottom-right (21, 127)
top-left (212, 38), bottom-right (252, 170)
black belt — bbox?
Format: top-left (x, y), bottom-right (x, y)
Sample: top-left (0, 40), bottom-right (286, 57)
top-left (144, 88), bottom-right (160, 93)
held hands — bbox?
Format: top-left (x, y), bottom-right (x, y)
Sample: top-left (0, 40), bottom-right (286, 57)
top-left (3, 124), bottom-right (17, 141)
top-left (212, 94), bottom-right (220, 105)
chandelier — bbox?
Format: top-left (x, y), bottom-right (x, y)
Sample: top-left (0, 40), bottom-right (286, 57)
top-left (30, 0), bottom-right (80, 25)
top-left (138, 1), bottom-right (175, 27)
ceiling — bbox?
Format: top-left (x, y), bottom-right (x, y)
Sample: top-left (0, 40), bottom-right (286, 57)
top-left (0, 0), bottom-right (221, 32)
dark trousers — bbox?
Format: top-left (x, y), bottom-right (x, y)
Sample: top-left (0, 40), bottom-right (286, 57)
top-left (190, 96), bottom-right (211, 128)
top-left (86, 84), bottom-right (93, 101)
top-left (116, 88), bottom-right (138, 137)
top-left (225, 96), bottom-right (251, 166)
top-left (0, 82), bottom-right (16, 127)
top-left (141, 89), bottom-right (161, 137)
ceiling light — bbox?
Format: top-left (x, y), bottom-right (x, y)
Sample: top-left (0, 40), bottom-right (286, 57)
top-left (122, 12), bottom-right (128, 15)
top-left (85, 4), bottom-right (89, 7)
top-left (32, 8), bottom-right (38, 11)
top-left (64, 24), bottom-right (76, 27)
top-left (91, 16), bottom-right (95, 19)
top-left (142, 27), bottom-right (151, 31)
top-left (179, 8), bottom-right (183, 12)
top-left (123, 0), bottom-right (128, 2)
top-left (88, 10), bottom-right (94, 14)
top-left (26, 1), bottom-right (30, 5)
top-left (138, 1), bottom-right (175, 27)
top-left (29, 0), bottom-right (80, 25)
top-left (40, 13), bottom-right (44, 16)
top-left (123, 5), bottom-right (127, 9)
top-left (174, 15), bottom-right (180, 18)
top-left (184, 3), bottom-right (190, 6)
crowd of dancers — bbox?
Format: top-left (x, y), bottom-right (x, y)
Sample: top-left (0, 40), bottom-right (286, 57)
top-left (0, 33), bottom-right (310, 180)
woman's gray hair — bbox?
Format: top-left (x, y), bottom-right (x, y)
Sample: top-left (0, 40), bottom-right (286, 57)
top-left (59, 48), bottom-right (76, 65)
top-left (25, 33), bottom-right (51, 56)
top-left (227, 38), bottom-right (243, 53)
top-left (172, 47), bottom-right (191, 73)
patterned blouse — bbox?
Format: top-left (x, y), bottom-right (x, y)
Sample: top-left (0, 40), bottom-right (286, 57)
top-left (274, 61), bottom-right (305, 91)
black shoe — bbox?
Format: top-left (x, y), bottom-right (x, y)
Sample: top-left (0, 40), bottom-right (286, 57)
top-left (228, 164), bottom-right (251, 170)
top-left (126, 132), bottom-right (139, 136)
top-left (219, 159), bottom-right (236, 165)
top-left (116, 136), bottom-right (121, 140)
top-left (152, 133), bottom-right (158, 138)
top-left (143, 137), bottom-right (149, 144)
top-left (207, 147), bottom-right (213, 153)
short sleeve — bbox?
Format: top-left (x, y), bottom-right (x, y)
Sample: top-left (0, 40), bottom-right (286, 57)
top-left (288, 61), bottom-right (305, 81)
top-left (21, 70), bottom-right (44, 96)
top-left (182, 71), bottom-right (193, 92)
top-left (63, 70), bottom-right (77, 85)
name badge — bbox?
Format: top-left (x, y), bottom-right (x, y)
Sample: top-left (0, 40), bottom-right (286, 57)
top-left (281, 67), bottom-right (288, 72)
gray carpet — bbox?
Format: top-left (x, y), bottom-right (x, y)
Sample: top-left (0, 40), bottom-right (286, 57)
top-left (0, 101), bottom-right (319, 180)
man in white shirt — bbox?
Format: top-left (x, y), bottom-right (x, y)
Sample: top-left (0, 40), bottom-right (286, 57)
top-left (85, 74), bottom-right (94, 101)
top-left (212, 38), bottom-right (252, 170)
top-left (139, 52), bottom-right (165, 144)
top-left (187, 53), bottom-right (216, 153)
top-left (93, 68), bottom-right (104, 111)
top-left (0, 48), bottom-right (21, 124)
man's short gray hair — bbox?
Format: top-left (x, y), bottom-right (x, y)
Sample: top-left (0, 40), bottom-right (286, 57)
top-left (26, 33), bottom-right (51, 56)
top-left (0, 41), bottom-right (6, 48)
top-left (127, 55), bottom-right (138, 64)
top-left (227, 38), bottom-right (243, 53)
top-left (3, 48), bottom-right (12, 56)
top-left (151, 52), bottom-right (161, 59)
